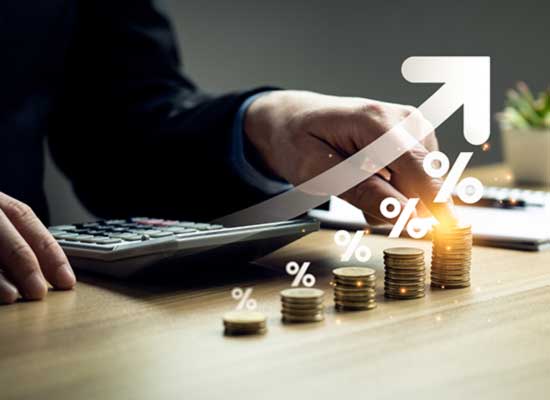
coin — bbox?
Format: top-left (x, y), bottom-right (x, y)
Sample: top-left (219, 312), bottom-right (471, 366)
top-left (223, 311), bottom-right (267, 336)
top-left (333, 267), bottom-right (376, 278)
top-left (280, 288), bottom-right (324, 300)
top-left (332, 267), bottom-right (378, 312)
top-left (282, 313), bottom-right (325, 323)
top-left (384, 246), bottom-right (425, 300)
top-left (383, 247), bottom-right (424, 257)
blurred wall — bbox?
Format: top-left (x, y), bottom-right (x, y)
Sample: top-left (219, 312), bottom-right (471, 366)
top-left (45, 0), bottom-right (550, 224)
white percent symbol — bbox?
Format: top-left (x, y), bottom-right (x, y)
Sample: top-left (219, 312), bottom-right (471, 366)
top-left (423, 151), bottom-right (484, 204)
top-left (380, 197), bottom-right (429, 239)
top-left (231, 287), bottom-right (257, 310)
top-left (286, 261), bottom-right (316, 287)
top-left (334, 230), bottom-right (372, 262)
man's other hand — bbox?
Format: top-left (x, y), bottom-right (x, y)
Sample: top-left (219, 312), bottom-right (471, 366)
top-left (244, 90), bottom-right (455, 225)
top-left (0, 192), bottom-right (75, 304)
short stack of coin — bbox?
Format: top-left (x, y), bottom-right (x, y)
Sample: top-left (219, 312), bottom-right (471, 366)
top-left (223, 310), bottom-right (267, 336)
top-left (383, 247), bottom-right (426, 300)
top-left (281, 288), bottom-right (325, 323)
top-left (431, 223), bottom-right (472, 289)
top-left (332, 267), bottom-right (377, 311)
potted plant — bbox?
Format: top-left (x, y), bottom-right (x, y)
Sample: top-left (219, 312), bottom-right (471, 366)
top-left (498, 82), bottom-right (550, 185)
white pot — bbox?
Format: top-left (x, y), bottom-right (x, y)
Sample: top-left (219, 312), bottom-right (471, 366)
top-left (501, 128), bottom-right (550, 185)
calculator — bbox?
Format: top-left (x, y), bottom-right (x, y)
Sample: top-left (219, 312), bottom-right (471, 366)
top-left (50, 217), bottom-right (320, 277)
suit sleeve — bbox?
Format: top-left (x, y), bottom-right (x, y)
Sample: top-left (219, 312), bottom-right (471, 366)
top-left (48, 0), bottom-right (277, 222)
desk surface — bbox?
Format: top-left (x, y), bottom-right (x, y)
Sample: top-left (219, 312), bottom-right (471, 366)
top-left (2, 164), bottom-right (550, 400)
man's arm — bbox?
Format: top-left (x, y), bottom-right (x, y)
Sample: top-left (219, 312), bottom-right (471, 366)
top-left (48, 0), bottom-right (275, 221)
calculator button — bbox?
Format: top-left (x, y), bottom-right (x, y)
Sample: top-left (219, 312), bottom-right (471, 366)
top-left (50, 225), bottom-right (76, 231)
top-left (79, 236), bottom-right (106, 243)
top-left (149, 232), bottom-right (174, 238)
top-left (163, 227), bottom-right (197, 234)
top-left (65, 234), bottom-right (94, 242)
top-left (95, 238), bottom-right (123, 244)
top-left (158, 220), bottom-right (178, 226)
top-left (52, 232), bottom-right (79, 240)
top-left (192, 223), bottom-right (215, 230)
top-left (205, 224), bottom-right (223, 230)
top-left (105, 219), bottom-right (126, 225)
top-left (174, 222), bottom-right (199, 228)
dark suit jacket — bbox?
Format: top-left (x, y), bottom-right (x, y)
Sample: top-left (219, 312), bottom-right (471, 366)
top-left (0, 0), bottom-right (272, 224)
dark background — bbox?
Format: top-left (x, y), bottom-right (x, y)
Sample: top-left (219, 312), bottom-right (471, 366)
top-left (45, 0), bottom-right (550, 224)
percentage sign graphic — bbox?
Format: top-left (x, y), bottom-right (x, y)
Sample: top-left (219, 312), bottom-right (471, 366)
top-left (334, 230), bottom-right (372, 262)
top-left (286, 261), bottom-right (316, 287)
top-left (380, 198), bottom-right (429, 239)
top-left (423, 151), bottom-right (484, 204)
top-left (231, 287), bottom-right (257, 310)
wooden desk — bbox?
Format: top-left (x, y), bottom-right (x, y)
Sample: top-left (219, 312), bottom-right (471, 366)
top-left (2, 165), bottom-right (550, 400)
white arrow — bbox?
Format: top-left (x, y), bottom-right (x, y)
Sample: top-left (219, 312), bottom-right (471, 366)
top-left (218, 57), bottom-right (491, 226)
top-left (402, 57), bottom-right (490, 145)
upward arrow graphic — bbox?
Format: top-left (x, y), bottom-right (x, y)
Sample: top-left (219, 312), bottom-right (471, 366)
top-left (219, 57), bottom-right (492, 226)
top-left (402, 57), bottom-right (490, 145)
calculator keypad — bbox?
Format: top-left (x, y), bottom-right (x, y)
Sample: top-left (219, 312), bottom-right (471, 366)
top-left (49, 218), bottom-right (223, 248)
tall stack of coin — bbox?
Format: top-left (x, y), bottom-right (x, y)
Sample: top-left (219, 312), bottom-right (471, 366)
top-left (431, 223), bottom-right (472, 289)
top-left (223, 311), bottom-right (267, 336)
top-left (383, 247), bottom-right (426, 299)
top-left (332, 267), bottom-right (377, 311)
top-left (281, 288), bottom-right (325, 323)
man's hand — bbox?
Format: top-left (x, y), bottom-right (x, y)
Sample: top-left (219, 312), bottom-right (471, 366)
top-left (0, 192), bottom-right (75, 304)
top-left (245, 90), bottom-right (455, 224)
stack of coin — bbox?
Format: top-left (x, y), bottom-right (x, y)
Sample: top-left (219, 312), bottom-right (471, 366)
top-left (431, 223), bottom-right (472, 289)
top-left (332, 267), bottom-right (377, 311)
top-left (383, 247), bottom-right (426, 299)
top-left (281, 288), bottom-right (325, 323)
top-left (223, 310), bottom-right (267, 336)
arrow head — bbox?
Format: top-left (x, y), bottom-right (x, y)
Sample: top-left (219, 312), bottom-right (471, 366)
top-left (402, 57), bottom-right (490, 145)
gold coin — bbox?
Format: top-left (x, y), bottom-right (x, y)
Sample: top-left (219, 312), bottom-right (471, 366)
top-left (333, 279), bottom-right (376, 289)
top-left (281, 307), bottom-right (325, 315)
top-left (333, 267), bottom-right (376, 278)
top-left (334, 295), bottom-right (377, 303)
top-left (383, 247), bottom-right (424, 257)
top-left (430, 281), bottom-right (470, 289)
top-left (334, 286), bottom-right (376, 294)
top-left (281, 288), bottom-right (324, 300)
top-left (385, 272), bottom-right (425, 280)
top-left (224, 327), bottom-right (267, 336)
top-left (282, 313), bottom-right (324, 323)
top-left (335, 302), bottom-right (377, 311)
top-left (223, 311), bottom-right (267, 325)
top-left (385, 292), bottom-right (425, 300)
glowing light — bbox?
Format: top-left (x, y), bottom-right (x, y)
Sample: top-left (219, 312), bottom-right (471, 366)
top-left (335, 319), bottom-right (342, 325)
top-left (446, 245), bottom-right (452, 251)
top-left (435, 315), bottom-right (442, 322)
top-left (506, 174), bottom-right (512, 181)
top-left (400, 287), bottom-right (407, 294)
top-left (328, 153), bottom-right (333, 158)
top-left (509, 198), bottom-right (517, 205)
top-left (356, 281), bottom-right (363, 288)
top-left (441, 285), bottom-right (446, 289)
top-left (364, 229), bottom-right (370, 235)
top-left (482, 142), bottom-right (490, 152)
